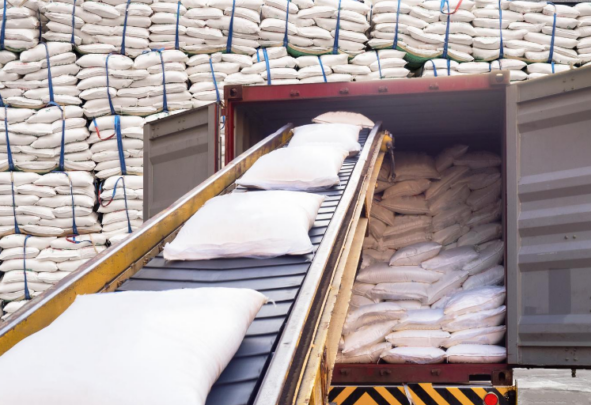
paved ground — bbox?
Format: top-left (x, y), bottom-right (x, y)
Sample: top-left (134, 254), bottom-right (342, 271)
top-left (515, 369), bottom-right (591, 404)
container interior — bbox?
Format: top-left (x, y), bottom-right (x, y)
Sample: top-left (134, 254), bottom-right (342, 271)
top-left (234, 88), bottom-right (509, 383)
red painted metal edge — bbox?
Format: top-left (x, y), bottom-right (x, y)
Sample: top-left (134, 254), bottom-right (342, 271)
top-left (223, 72), bottom-right (509, 164)
top-left (332, 363), bottom-right (513, 385)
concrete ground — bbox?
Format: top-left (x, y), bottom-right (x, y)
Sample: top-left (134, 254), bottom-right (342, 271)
top-left (515, 368), bottom-right (591, 404)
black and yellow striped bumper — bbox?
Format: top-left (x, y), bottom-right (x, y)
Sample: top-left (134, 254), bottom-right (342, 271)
top-left (329, 384), bottom-right (516, 405)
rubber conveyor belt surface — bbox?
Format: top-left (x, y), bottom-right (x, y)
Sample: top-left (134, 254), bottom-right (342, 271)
top-left (117, 129), bottom-right (370, 405)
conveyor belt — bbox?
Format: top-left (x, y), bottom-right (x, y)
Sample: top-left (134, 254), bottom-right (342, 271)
top-left (117, 129), bottom-right (370, 405)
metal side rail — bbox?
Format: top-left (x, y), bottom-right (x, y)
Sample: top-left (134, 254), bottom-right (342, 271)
top-left (117, 128), bottom-right (377, 405)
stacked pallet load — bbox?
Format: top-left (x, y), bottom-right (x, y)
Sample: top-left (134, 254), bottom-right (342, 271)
top-left (0, 0), bottom-right (40, 53)
top-left (338, 144), bottom-right (506, 364)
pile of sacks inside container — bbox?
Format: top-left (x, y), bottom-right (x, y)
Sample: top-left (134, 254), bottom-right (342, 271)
top-left (337, 145), bottom-right (507, 364)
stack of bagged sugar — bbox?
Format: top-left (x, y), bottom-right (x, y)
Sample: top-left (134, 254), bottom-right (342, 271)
top-left (98, 175), bottom-right (143, 245)
top-left (338, 144), bottom-right (506, 364)
top-left (576, 3), bottom-right (591, 63)
top-left (16, 104), bottom-right (93, 173)
top-left (180, 0), bottom-right (262, 55)
top-left (0, 51), bottom-right (21, 100)
top-left (89, 115), bottom-right (144, 180)
top-left (130, 49), bottom-right (192, 113)
top-left (188, 52), bottom-right (254, 104)
top-left (242, 46), bottom-right (298, 85)
top-left (148, 0), bottom-right (186, 50)
top-left (0, 235), bottom-right (55, 317)
top-left (4, 43), bottom-right (80, 110)
top-left (423, 0), bottom-right (475, 57)
top-left (0, 107), bottom-right (37, 171)
top-left (78, 0), bottom-right (152, 57)
top-left (0, 0), bottom-right (40, 52)
top-left (350, 49), bottom-right (409, 81)
top-left (421, 58), bottom-right (462, 76)
top-left (39, 0), bottom-right (99, 46)
top-left (0, 172), bottom-right (46, 235)
top-left (294, 53), bottom-right (350, 83)
top-left (259, 0), bottom-right (306, 49)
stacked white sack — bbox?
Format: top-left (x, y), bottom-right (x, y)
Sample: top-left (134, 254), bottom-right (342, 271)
top-left (0, 235), bottom-right (54, 312)
top-left (576, 3), bottom-right (591, 63)
top-left (15, 104), bottom-right (93, 172)
top-left (0, 0), bottom-right (40, 52)
top-left (4, 43), bottom-right (80, 110)
top-left (293, 53), bottom-right (349, 83)
top-left (368, 0), bottom-right (474, 63)
top-left (148, 0), bottom-right (187, 50)
top-left (89, 115), bottom-right (144, 180)
top-left (0, 50), bottom-right (21, 101)
top-left (180, 0), bottom-right (262, 55)
top-left (188, 52), bottom-right (245, 104)
top-left (98, 175), bottom-right (143, 244)
top-left (351, 49), bottom-right (409, 81)
top-left (38, 0), bottom-right (99, 47)
top-left (78, 0), bottom-right (153, 57)
top-left (0, 172), bottom-right (46, 236)
top-left (422, 58), bottom-right (527, 81)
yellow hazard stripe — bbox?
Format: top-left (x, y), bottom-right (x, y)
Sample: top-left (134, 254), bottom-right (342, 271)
top-left (421, 383), bottom-right (451, 405)
top-left (375, 387), bottom-right (403, 405)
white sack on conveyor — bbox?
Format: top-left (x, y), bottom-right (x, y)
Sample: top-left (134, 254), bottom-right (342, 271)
top-left (235, 145), bottom-right (348, 191)
top-left (163, 191), bottom-right (323, 260)
top-left (312, 111), bottom-right (374, 128)
top-left (0, 288), bottom-right (267, 405)
top-left (288, 123), bottom-right (361, 155)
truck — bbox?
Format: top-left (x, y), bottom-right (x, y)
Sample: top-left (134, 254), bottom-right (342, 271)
top-left (0, 66), bottom-right (590, 405)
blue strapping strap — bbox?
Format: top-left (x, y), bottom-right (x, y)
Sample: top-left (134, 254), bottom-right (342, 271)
top-left (10, 177), bottom-right (20, 235)
top-left (175, 1), bottom-right (181, 50)
top-left (547, 2), bottom-right (557, 64)
top-left (369, 4), bottom-right (373, 26)
top-left (22, 235), bottom-right (32, 300)
top-left (375, 50), bottom-right (383, 79)
top-left (262, 48), bottom-right (271, 85)
top-left (498, 0), bottom-right (504, 59)
top-left (70, 2), bottom-right (76, 45)
top-left (441, 0), bottom-right (451, 60)
top-left (3, 105), bottom-right (14, 171)
top-left (551, 60), bottom-right (555, 74)
top-left (209, 58), bottom-right (221, 103)
top-left (256, 48), bottom-right (261, 62)
top-left (392, 0), bottom-right (401, 50)
top-left (283, 0), bottom-right (291, 48)
top-left (120, 0), bottom-right (132, 55)
top-left (226, 0), bottom-right (236, 53)
top-left (46, 101), bottom-right (66, 171)
top-left (51, 171), bottom-right (79, 235)
top-left (0, 0), bottom-right (6, 50)
top-left (427, 59), bottom-right (437, 77)
top-left (114, 115), bottom-right (127, 175)
top-left (155, 49), bottom-right (168, 112)
top-left (42, 43), bottom-right (55, 104)
top-left (105, 53), bottom-right (116, 116)
top-left (317, 56), bottom-right (327, 83)
top-left (37, 8), bottom-right (43, 43)
top-left (0, 92), bottom-right (4, 107)
top-left (102, 177), bottom-right (132, 233)
top-left (333, 0), bottom-right (342, 54)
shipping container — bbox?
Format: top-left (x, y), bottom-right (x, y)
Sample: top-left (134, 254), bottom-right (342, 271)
top-left (1, 67), bottom-right (591, 405)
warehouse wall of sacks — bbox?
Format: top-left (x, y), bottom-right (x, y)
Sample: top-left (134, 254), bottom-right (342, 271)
top-left (0, 0), bottom-right (589, 321)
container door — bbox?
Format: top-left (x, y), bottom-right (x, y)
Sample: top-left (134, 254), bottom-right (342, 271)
top-left (143, 103), bottom-right (219, 220)
top-left (506, 67), bottom-right (591, 366)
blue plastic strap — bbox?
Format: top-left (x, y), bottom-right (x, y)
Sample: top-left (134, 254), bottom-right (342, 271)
top-left (120, 0), bottom-right (132, 55)
top-left (114, 115), bottom-right (127, 175)
top-left (47, 101), bottom-right (66, 171)
top-left (375, 50), bottom-right (384, 79)
top-left (256, 48), bottom-right (261, 62)
top-left (317, 56), bottom-right (327, 83)
top-left (547, 3), bottom-right (557, 64)
top-left (333, 0), bottom-right (342, 54)
top-left (226, 0), bottom-right (236, 53)
top-left (392, 0), bottom-right (401, 50)
top-left (3, 105), bottom-right (14, 171)
top-left (70, 2), bottom-right (76, 45)
top-left (51, 171), bottom-right (79, 235)
top-left (263, 48), bottom-right (272, 85)
top-left (10, 177), bottom-right (20, 235)
top-left (498, 0), bottom-right (504, 59)
top-left (446, 58), bottom-right (451, 75)
top-left (442, 0), bottom-right (450, 60)
top-left (22, 235), bottom-right (32, 300)
top-left (42, 43), bottom-right (55, 104)
top-left (156, 50), bottom-right (168, 113)
top-left (209, 58), bottom-right (221, 103)
top-left (107, 177), bottom-right (132, 233)
top-left (427, 59), bottom-right (437, 77)
top-left (175, 1), bottom-right (181, 50)
top-left (551, 60), bottom-right (555, 74)
top-left (283, 0), bottom-right (291, 48)
top-left (0, 92), bottom-right (3, 107)
top-left (369, 4), bottom-right (373, 25)
top-left (37, 8), bottom-right (43, 43)
top-left (105, 53), bottom-right (116, 116)
top-left (0, 0), bottom-right (6, 50)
